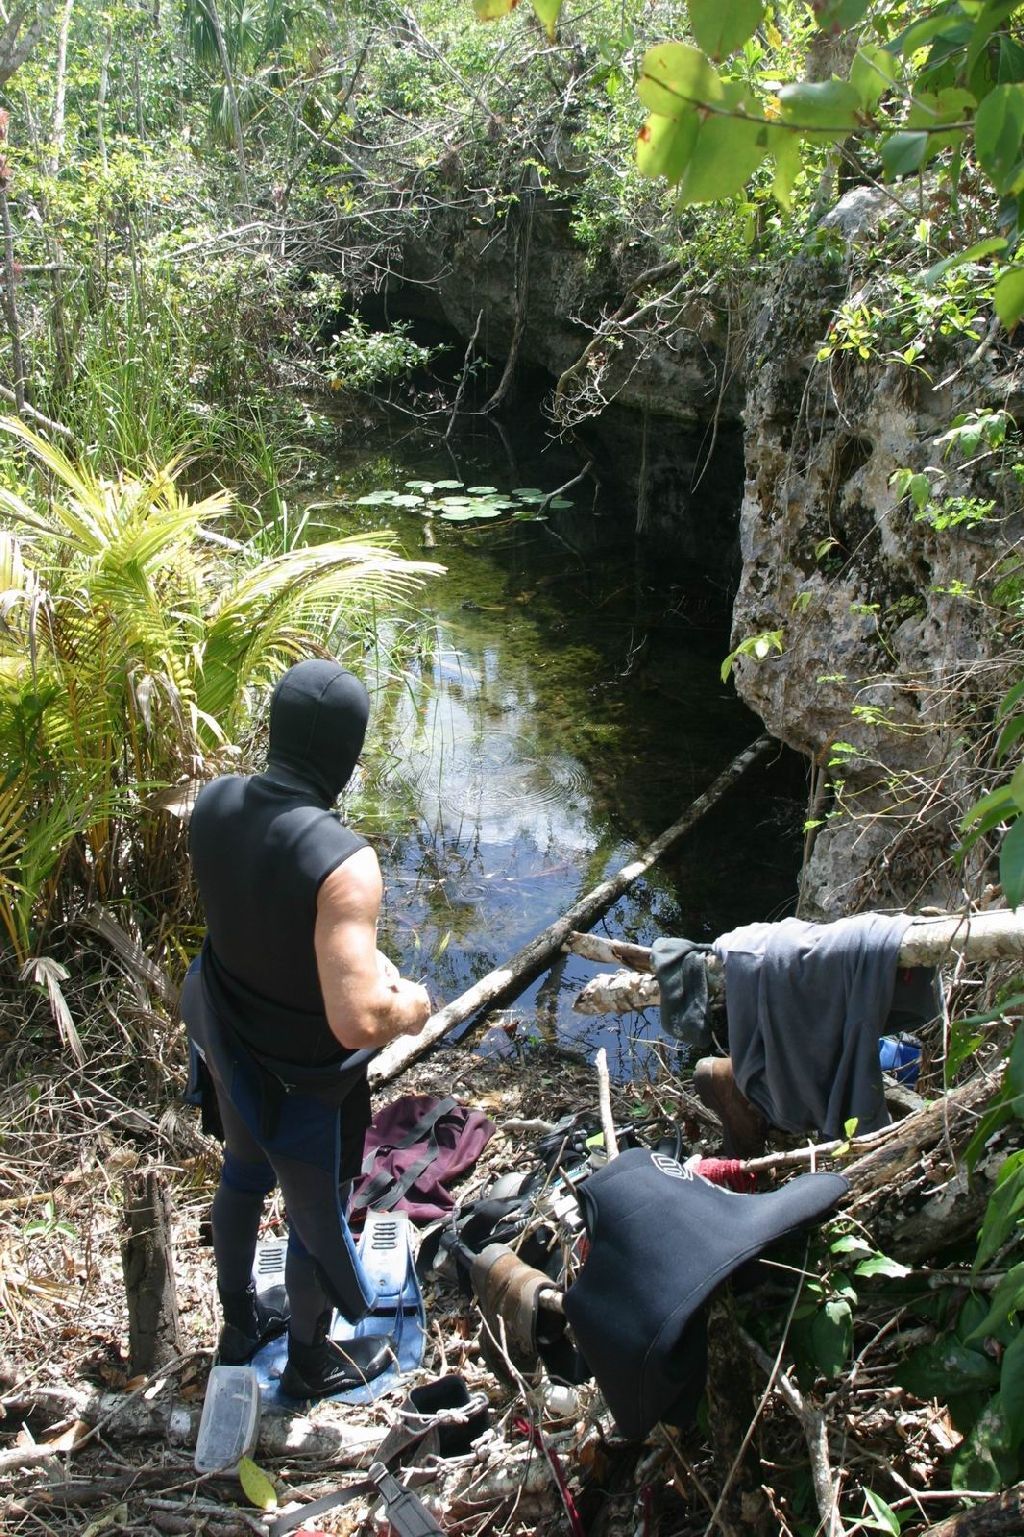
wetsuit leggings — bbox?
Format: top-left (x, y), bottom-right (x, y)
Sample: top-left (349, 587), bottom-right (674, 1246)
top-left (209, 1071), bottom-right (344, 1346)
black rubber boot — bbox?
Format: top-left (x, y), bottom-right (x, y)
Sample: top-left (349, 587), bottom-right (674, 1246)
top-left (280, 1313), bottom-right (393, 1400)
top-left (217, 1282), bottom-right (289, 1366)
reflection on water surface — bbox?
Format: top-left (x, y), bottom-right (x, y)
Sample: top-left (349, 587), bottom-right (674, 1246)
top-left (325, 426), bottom-right (802, 1077)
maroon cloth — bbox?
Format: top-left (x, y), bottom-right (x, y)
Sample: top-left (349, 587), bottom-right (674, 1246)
top-left (351, 1094), bottom-right (495, 1224)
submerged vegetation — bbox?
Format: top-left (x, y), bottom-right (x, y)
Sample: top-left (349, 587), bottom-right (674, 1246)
top-left (1, 0), bottom-right (1024, 1532)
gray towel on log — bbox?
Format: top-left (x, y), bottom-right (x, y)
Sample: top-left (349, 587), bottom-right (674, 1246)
top-left (713, 913), bottom-right (915, 1140)
top-left (651, 936), bottom-right (712, 1055)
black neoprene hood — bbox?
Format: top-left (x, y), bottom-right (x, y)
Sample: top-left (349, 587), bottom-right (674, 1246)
top-left (264, 659), bottom-right (370, 805)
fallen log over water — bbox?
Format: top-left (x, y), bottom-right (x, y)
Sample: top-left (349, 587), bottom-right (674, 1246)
top-left (370, 733), bottom-right (774, 1085)
top-left (567, 907), bottom-right (1024, 1015)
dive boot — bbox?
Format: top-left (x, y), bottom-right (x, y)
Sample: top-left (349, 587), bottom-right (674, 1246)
top-left (693, 1056), bottom-right (768, 1160)
top-left (217, 1282), bottom-right (289, 1366)
top-left (280, 1317), bottom-right (393, 1401)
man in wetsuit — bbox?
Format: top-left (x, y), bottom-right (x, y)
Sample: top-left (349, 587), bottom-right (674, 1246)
top-left (184, 658), bottom-right (431, 1399)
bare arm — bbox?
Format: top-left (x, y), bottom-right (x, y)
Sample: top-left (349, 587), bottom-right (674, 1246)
top-left (315, 846), bottom-right (431, 1051)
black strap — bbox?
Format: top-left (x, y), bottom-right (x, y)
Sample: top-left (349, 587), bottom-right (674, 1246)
top-left (351, 1096), bottom-right (460, 1212)
top-left (268, 1440), bottom-right (442, 1537)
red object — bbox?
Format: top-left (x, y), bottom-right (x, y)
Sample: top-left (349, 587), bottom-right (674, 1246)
top-left (694, 1157), bottom-right (757, 1193)
top-left (514, 1416), bottom-right (586, 1537)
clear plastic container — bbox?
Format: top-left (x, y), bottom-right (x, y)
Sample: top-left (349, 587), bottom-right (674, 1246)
top-left (194, 1365), bottom-right (261, 1473)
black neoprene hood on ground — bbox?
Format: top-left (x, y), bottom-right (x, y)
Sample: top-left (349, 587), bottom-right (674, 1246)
top-left (265, 659), bottom-right (370, 805)
top-left (563, 1148), bottom-right (848, 1441)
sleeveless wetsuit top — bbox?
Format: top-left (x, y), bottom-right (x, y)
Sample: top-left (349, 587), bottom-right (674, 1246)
top-left (189, 773), bottom-right (367, 1066)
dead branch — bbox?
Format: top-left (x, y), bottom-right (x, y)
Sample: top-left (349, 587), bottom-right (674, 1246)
top-left (370, 734), bottom-right (773, 1084)
top-left (738, 1326), bottom-right (845, 1537)
top-left (595, 1048), bottom-right (618, 1159)
top-left (568, 907), bottom-right (1024, 1015)
top-left (445, 306), bottom-right (483, 442)
top-left (552, 260), bottom-right (682, 413)
top-left (0, 384), bottom-right (73, 437)
top-left (913, 1483), bottom-right (1024, 1536)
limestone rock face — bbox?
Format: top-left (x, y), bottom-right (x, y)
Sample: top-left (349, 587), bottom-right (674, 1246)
top-left (397, 194), bottom-right (740, 425)
top-left (733, 189), bottom-right (1023, 914)
top-left (384, 183), bottom-right (1022, 913)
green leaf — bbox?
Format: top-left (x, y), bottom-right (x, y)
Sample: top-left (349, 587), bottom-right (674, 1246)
top-left (810, 1298), bottom-right (852, 1379)
top-left (850, 45), bottom-right (899, 112)
top-left (907, 473), bottom-right (930, 510)
top-left (772, 128), bottom-right (803, 207)
top-left (922, 236), bottom-right (1007, 286)
top-left (1000, 815), bottom-right (1024, 908)
top-left (863, 1488), bottom-right (901, 1536)
top-left (976, 1150), bottom-right (1024, 1268)
top-left (433, 479), bottom-right (464, 489)
top-left (511, 487), bottom-right (545, 499)
top-left (439, 508), bottom-right (479, 521)
top-left (975, 83), bottom-right (1024, 192)
top-left (946, 1016), bottom-right (985, 1081)
top-left (968, 0), bottom-right (1024, 76)
top-left (898, 1337), bottom-right (1000, 1398)
top-left (638, 43), bottom-right (724, 117)
top-left (778, 80), bottom-right (862, 142)
top-left (965, 1262), bottom-right (1024, 1343)
top-left (995, 266), bottom-right (1024, 328)
top-left (907, 89), bottom-right (976, 158)
top-left (961, 782), bottom-right (1015, 830)
top-left (637, 108), bottom-right (700, 182)
top-left (881, 131), bottom-right (929, 177)
top-left (815, 0), bottom-right (869, 25)
top-left (952, 1399), bottom-right (1017, 1491)
top-left (238, 1457), bottom-right (278, 1511)
top-left (895, 12), bottom-right (961, 58)
top-left (855, 1254), bottom-right (912, 1279)
top-left (830, 1234), bottom-right (873, 1257)
top-left (677, 90), bottom-right (769, 204)
top-left (467, 485), bottom-right (499, 494)
top-left (473, 0), bottom-right (517, 19)
top-left (528, 0), bottom-right (561, 37)
top-left (687, 0), bottom-right (763, 60)
top-left (998, 677), bottom-right (1024, 720)
top-left (999, 1329), bottom-right (1024, 1442)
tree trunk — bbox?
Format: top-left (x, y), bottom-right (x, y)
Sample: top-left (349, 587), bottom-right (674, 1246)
top-left (0, 182), bottom-right (27, 412)
top-left (46, 0), bottom-right (74, 177)
top-left (97, 25), bottom-right (112, 173)
top-left (120, 1169), bottom-right (182, 1376)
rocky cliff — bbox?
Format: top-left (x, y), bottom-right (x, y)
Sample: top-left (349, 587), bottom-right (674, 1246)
top-left (383, 187), bottom-right (1023, 914)
top-left (733, 189), bottom-right (1024, 915)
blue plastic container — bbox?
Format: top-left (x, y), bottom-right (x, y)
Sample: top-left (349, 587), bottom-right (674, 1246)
top-left (878, 1033), bottom-right (923, 1086)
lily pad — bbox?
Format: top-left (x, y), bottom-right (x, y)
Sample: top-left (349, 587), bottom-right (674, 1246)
top-left (438, 496), bottom-right (473, 508)
top-left (355, 490), bottom-right (399, 505)
top-left (512, 487), bottom-right (545, 499)
top-left (548, 497), bottom-right (574, 509)
top-left (404, 479), bottom-right (435, 492)
top-left (391, 493), bottom-right (425, 507)
top-left (439, 508), bottom-right (478, 521)
top-left (470, 504), bottom-right (505, 518)
top-left (434, 479), bottom-right (464, 489)
top-left (467, 484), bottom-right (499, 494)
